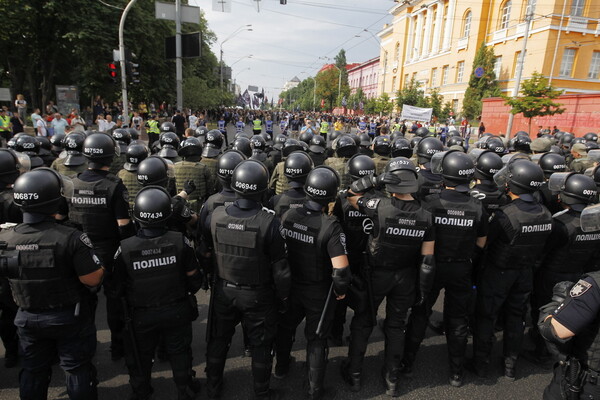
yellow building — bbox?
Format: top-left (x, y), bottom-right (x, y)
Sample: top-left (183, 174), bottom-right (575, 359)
top-left (378, 0), bottom-right (600, 114)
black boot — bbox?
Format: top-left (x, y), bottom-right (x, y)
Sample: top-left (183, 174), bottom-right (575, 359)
top-left (340, 360), bottom-right (361, 392)
top-left (381, 367), bottom-right (401, 397)
top-left (205, 362), bottom-right (224, 399)
top-left (306, 341), bottom-right (331, 400)
top-left (504, 356), bottom-right (517, 381)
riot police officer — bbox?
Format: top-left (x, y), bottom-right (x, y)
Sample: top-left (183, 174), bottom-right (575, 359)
top-left (250, 135), bottom-right (274, 174)
top-left (308, 135), bottom-right (328, 167)
top-left (202, 160), bottom-right (291, 400)
top-left (372, 136), bottom-right (391, 175)
top-left (570, 143), bottom-right (594, 173)
top-left (174, 137), bottom-right (212, 214)
top-left (202, 130), bottom-right (225, 195)
top-left (70, 132), bottom-right (134, 360)
top-left (137, 156), bottom-right (197, 235)
top-left (324, 135), bottom-right (358, 190)
top-left (268, 151), bottom-right (312, 218)
top-left (274, 166), bottom-right (350, 400)
top-left (269, 133), bottom-right (288, 168)
top-left (158, 132), bottom-right (182, 163)
top-left (14, 135), bottom-right (44, 169)
top-left (536, 152), bottom-right (567, 214)
top-left (118, 143), bottom-right (148, 211)
top-left (528, 173), bottom-right (599, 363)
top-left (403, 150), bottom-right (488, 387)
top-left (331, 154), bottom-right (376, 345)
top-left (109, 128), bottom-right (130, 175)
top-left (0, 168), bottom-right (104, 399)
top-left (342, 157), bottom-right (435, 396)
top-left (415, 137), bottom-right (444, 199)
top-left (469, 149), bottom-right (509, 215)
top-left (473, 159), bottom-right (552, 380)
top-left (391, 138), bottom-right (412, 158)
top-left (51, 132), bottom-right (88, 177)
top-left (269, 139), bottom-right (304, 196)
top-left (114, 186), bottom-right (203, 400)
top-left (0, 148), bottom-right (29, 368)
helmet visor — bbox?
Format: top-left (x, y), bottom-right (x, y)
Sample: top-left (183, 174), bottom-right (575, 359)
top-left (547, 172), bottom-right (572, 193)
top-left (429, 151), bottom-right (446, 175)
top-left (588, 149), bottom-right (600, 163)
top-left (468, 149), bottom-right (486, 164)
top-left (493, 166), bottom-right (510, 188)
top-left (113, 140), bottom-right (121, 156)
top-left (164, 158), bottom-right (175, 180)
top-left (13, 151), bottom-right (31, 174)
top-left (580, 203), bottom-right (600, 233)
top-left (59, 174), bottom-right (74, 199)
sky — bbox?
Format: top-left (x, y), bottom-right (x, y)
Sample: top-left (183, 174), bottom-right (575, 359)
top-left (189, 0), bottom-right (393, 101)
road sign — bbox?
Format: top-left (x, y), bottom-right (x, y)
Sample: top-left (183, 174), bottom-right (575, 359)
top-left (213, 0), bottom-right (231, 12)
top-left (474, 67), bottom-right (485, 78)
top-left (248, 85), bottom-right (259, 92)
top-left (165, 32), bottom-right (202, 59)
top-left (155, 1), bottom-right (200, 24)
top-left (0, 88), bottom-right (11, 102)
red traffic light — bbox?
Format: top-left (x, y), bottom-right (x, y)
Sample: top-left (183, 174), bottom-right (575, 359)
top-left (108, 63), bottom-right (118, 78)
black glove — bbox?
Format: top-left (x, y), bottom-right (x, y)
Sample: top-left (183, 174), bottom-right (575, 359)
top-left (350, 176), bottom-right (377, 193)
top-left (552, 281), bottom-right (575, 304)
top-left (415, 255), bottom-right (435, 306)
top-left (184, 180), bottom-right (196, 195)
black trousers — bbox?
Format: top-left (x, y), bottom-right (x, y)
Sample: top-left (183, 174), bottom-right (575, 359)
top-left (206, 283), bottom-right (278, 398)
top-left (124, 301), bottom-right (194, 398)
top-left (405, 261), bottom-right (473, 375)
top-left (347, 266), bottom-right (416, 373)
top-left (544, 363), bottom-right (600, 400)
top-left (474, 265), bottom-right (533, 363)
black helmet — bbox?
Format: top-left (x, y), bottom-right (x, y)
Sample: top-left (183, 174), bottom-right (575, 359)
top-left (178, 137), bottom-right (203, 158)
top-left (359, 133), bottom-right (371, 147)
top-left (283, 138), bottom-right (303, 157)
top-left (551, 173), bottom-right (598, 210)
top-left (50, 132), bottom-right (66, 152)
top-left (348, 134), bottom-right (361, 147)
top-left (469, 150), bottom-right (503, 180)
top-left (416, 137), bottom-right (444, 164)
top-left (136, 156), bottom-right (174, 187)
top-left (284, 151), bottom-right (313, 182)
top-left (159, 131), bottom-right (180, 149)
top-left (235, 131), bottom-right (252, 140)
top-left (584, 132), bottom-right (599, 143)
top-left (391, 138), bottom-right (412, 158)
top-left (36, 136), bottom-right (52, 155)
top-left (309, 135), bottom-right (326, 154)
top-left (373, 136), bottom-right (391, 156)
top-left (124, 144), bottom-right (149, 171)
top-left (513, 135), bottom-right (532, 153)
top-left (202, 130), bottom-right (224, 158)
top-left (259, 132), bottom-right (272, 146)
top-left (537, 152), bottom-right (566, 178)
top-left (232, 137), bottom-right (252, 158)
top-left (304, 166), bottom-right (340, 204)
top-left (126, 127), bottom-right (139, 141)
top-left (112, 128), bottom-right (131, 152)
top-left (250, 135), bottom-right (266, 151)
top-left (63, 132), bottom-right (87, 167)
top-left (133, 186), bottom-right (173, 226)
top-left (15, 135), bottom-right (43, 168)
top-left (160, 121), bottom-right (176, 133)
top-left (83, 133), bottom-right (118, 168)
top-left (495, 159), bottom-right (544, 195)
top-left (329, 130), bottom-right (342, 146)
top-left (347, 154), bottom-right (376, 180)
top-left (217, 150), bottom-right (246, 184)
top-left (587, 141), bottom-right (600, 151)
top-left (586, 165), bottom-right (600, 188)
top-left (335, 135), bottom-right (358, 158)
top-left (273, 133), bottom-right (288, 151)
top-left (390, 131), bottom-right (404, 142)
top-left (447, 136), bottom-right (465, 149)
top-left (559, 132), bottom-right (574, 147)
top-left (486, 138), bottom-right (506, 155)
top-left (430, 150), bottom-right (475, 186)
top-left (554, 131), bottom-right (565, 142)
top-left (195, 126), bottom-right (209, 138)
top-left (231, 159), bottom-right (269, 197)
top-left (299, 131), bottom-right (314, 145)
top-left (415, 127), bottom-right (430, 137)
top-left (13, 168), bottom-right (73, 214)
top-left (384, 157), bottom-right (419, 194)
top-left (410, 136), bottom-right (422, 149)
top-left (0, 149), bottom-right (30, 185)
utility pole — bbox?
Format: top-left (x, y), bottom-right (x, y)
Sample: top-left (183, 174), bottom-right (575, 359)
top-left (175, 0), bottom-right (183, 111)
top-left (119, 0), bottom-right (138, 126)
top-left (505, 10), bottom-right (533, 140)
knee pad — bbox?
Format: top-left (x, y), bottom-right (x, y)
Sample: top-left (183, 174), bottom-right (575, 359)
top-left (66, 364), bottom-right (98, 400)
top-left (20, 368), bottom-right (52, 399)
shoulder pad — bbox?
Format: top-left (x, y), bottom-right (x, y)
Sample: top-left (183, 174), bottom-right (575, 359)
top-left (80, 233), bottom-right (94, 248)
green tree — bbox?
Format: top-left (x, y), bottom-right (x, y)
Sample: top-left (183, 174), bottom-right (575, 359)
top-left (334, 49), bottom-right (350, 107)
top-left (503, 72), bottom-right (565, 134)
top-left (315, 68), bottom-right (340, 110)
top-left (463, 44), bottom-right (501, 121)
top-left (396, 78), bottom-right (427, 108)
top-left (425, 89), bottom-right (444, 121)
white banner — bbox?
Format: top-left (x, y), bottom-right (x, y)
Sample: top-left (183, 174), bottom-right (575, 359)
top-left (400, 104), bottom-right (433, 122)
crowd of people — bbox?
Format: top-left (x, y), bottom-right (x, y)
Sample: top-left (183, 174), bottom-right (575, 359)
top-left (0, 109), bottom-right (600, 400)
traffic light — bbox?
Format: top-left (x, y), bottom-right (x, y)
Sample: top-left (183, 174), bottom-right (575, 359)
top-left (107, 63), bottom-right (118, 83)
top-left (126, 62), bottom-right (140, 84)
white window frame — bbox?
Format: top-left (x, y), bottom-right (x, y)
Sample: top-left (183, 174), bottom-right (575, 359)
top-left (442, 65), bottom-right (449, 85)
top-left (463, 11), bottom-right (472, 38)
top-left (559, 48), bottom-right (577, 77)
top-left (500, 0), bottom-right (512, 30)
top-left (431, 68), bottom-right (438, 87)
top-left (589, 51), bottom-right (600, 79)
top-left (457, 61), bottom-right (465, 82)
top-left (570, 0), bottom-right (585, 17)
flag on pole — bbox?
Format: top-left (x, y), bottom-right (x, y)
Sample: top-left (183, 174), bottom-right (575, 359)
top-left (243, 90), bottom-right (251, 106)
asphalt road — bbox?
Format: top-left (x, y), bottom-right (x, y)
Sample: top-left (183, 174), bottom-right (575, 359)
top-left (0, 124), bottom-right (551, 399)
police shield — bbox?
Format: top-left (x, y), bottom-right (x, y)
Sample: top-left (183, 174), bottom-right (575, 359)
top-left (430, 151), bottom-right (447, 175)
top-left (588, 149), bottom-right (600, 163)
top-left (11, 150), bottom-right (31, 174)
top-left (547, 172), bottom-right (572, 193)
top-left (493, 166), bottom-right (510, 188)
top-left (580, 203), bottom-right (600, 233)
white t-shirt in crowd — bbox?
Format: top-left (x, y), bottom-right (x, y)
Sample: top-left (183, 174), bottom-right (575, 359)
top-left (188, 115), bottom-right (198, 130)
top-left (36, 119), bottom-right (47, 136)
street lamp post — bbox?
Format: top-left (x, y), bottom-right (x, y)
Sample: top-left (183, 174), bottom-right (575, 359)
top-left (233, 67), bottom-right (251, 95)
top-left (220, 25), bottom-right (252, 89)
top-left (118, 0), bottom-right (139, 126)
